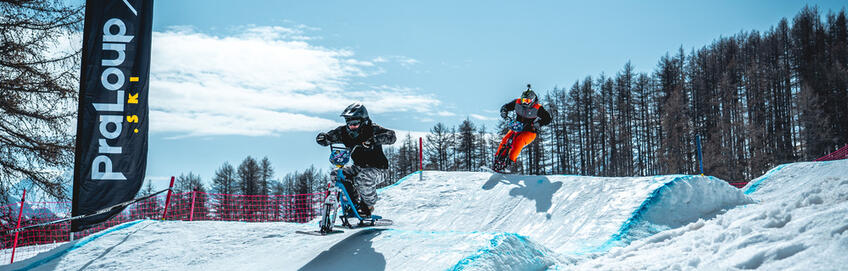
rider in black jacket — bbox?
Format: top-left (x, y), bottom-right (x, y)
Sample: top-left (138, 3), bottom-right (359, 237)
top-left (316, 103), bottom-right (396, 216)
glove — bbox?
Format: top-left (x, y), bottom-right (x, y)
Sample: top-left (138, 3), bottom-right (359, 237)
top-left (532, 119), bottom-right (541, 131)
top-left (316, 133), bottom-right (329, 146)
top-left (501, 110), bottom-right (509, 119)
top-left (361, 137), bottom-right (375, 149)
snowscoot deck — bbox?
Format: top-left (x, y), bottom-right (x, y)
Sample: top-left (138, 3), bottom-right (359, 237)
top-left (295, 229), bottom-right (345, 236)
top-left (337, 216), bottom-right (393, 229)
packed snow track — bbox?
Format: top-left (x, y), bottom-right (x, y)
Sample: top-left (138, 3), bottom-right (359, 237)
top-left (8, 160), bottom-right (847, 270)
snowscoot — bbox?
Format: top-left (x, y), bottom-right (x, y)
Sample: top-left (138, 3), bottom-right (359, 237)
top-left (489, 119), bottom-right (524, 173)
top-left (299, 144), bottom-right (391, 236)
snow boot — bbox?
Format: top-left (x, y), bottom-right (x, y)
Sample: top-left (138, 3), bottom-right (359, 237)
top-left (357, 204), bottom-right (373, 218)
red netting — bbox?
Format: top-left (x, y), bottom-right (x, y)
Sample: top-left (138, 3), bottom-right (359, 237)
top-left (815, 144), bottom-right (848, 161)
top-left (725, 144), bottom-right (848, 190)
top-left (0, 191), bottom-right (327, 264)
top-left (728, 182), bottom-right (748, 188)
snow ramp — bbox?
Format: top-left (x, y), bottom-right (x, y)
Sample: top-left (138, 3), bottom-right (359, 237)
top-left (379, 171), bottom-right (753, 255)
top-left (569, 159), bottom-right (848, 270)
top-left (5, 172), bottom-right (752, 271)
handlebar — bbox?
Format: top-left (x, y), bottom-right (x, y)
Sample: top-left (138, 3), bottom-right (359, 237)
top-left (329, 143), bottom-right (359, 167)
top-left (330, 143), bottom-right (359, 152)
top-left (507, 119), bottom-right (524, 132)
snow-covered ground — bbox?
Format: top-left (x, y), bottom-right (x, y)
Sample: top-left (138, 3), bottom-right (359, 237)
top-left (3, 160), bottom-right (846, 270)
top-left (572, 160), bottom-right (848, 270)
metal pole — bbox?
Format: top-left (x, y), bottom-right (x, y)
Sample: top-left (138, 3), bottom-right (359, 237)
top-left (161, 176), bottom-right (175, 220)
top-left (11, 189), bottom-right (27, 264)
top-left (419, 137), bottom-right (423, 180)
top-left (189, 189), bottom-right (197, 221)
top-left (697, 135), bottom-right (704, 176)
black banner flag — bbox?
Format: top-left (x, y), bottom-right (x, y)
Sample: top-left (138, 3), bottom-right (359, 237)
top-left (72, 0), bottom-right (153, 232)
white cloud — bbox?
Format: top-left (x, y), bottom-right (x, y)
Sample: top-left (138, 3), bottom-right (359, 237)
top-left (390, 56), bottom-right (419, 67)
top-left (396, 56), bottom-right (419, 66)
top-left (372, 56), bottom-right (388, 63)
top-left (470, 114), bottom-right (497, 121)
top-left (371, 55), bottom-right (419, 67)
top-left (436, 111), bottom-right (456, 117)
top-left (149, 26), bottom-right (441, 137)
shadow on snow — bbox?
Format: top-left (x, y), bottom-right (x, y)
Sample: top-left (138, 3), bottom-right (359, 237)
top-left (299, 228), bottom-right (387, 271)
top-left (482, 174), bottom-right (563, 213)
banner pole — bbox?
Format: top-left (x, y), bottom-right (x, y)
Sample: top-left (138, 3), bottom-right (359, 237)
top-left (161, 176), bottom-right (175, 220)
top-left (419, 137), bottom-right (423, 181)
top-left (11, 189), bottom-right (27, 264)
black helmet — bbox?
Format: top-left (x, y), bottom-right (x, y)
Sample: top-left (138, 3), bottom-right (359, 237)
top-left (340, 103), bottom-right (369, 120)
top-left (520, 84), bottom-right (536, 105)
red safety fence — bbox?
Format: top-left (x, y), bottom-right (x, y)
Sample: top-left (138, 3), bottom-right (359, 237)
top-left (726, 144), bottom-right (848, 189)
top-left (0, 190), bottom-right (327, 264)
top-left (815, 144), bottom-right (848, 161)
top-left (728, 182), bottom-right (748, 189)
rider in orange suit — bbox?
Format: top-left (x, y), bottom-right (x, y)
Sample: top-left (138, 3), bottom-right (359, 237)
top-left (494, 84), bottom-right (552, 173)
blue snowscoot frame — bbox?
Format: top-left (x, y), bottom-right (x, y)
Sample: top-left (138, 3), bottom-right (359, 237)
top-left (316, 144), bottom-right (386, 234)
top-left (492, 119), bottom-right (524, 173)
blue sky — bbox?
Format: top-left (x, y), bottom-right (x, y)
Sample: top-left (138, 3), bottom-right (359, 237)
top-left (142, 0), bottom-right (846, 189)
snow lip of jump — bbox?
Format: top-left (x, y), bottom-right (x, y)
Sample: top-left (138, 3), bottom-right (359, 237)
top-left (377, 170), bottom-right (421, 193)
top-left (587, 175), bottom-right (754, 254)
top-left (447, 232), bottom-right (558, 271)
top-left (743, 159), bottom-right (847, 195)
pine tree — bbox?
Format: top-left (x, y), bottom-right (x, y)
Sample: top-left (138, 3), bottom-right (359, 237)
top-left (212, 162), bottom-right (238, 220)
top-left (475, 125), bottom-right (490, 171)
top-left (259, 157), bottom-right (273, 196)
top-left (237, 156), bottom-right (262, 195)
top-left (237, 156), bottom-right (262, 219)
top-left (425, 123), bottom-right (452, 171)
top-left (457, 119), bottom-right (476, 171)
top-left (175, 172), bottom-right (203, 194)
top-left (0, 0), bottom-right (83, 199)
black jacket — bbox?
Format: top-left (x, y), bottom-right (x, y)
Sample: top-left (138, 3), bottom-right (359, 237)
top-left (500, 99), bottom-right (552, 132)
top-left (318, 123), bottom-right (396, 169)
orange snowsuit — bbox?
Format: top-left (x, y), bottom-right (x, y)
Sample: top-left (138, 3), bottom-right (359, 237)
top-left (495, 99), bottom-right (551, 162)
top-left (497, 130), bottom-right (537, 162)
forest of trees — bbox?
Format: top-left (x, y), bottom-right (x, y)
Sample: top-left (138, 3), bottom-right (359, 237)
top-left (5, 0), bottom-right (844, 208)
top-left (170, 6), bottom-right (848, 197)
top-left (389, 6), bottom-right (848, 183)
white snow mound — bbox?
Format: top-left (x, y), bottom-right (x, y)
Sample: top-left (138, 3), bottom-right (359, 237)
top-left (5, 167), bottom-right (780, 270)
top-left (570, 160), bottom-right (848, 270)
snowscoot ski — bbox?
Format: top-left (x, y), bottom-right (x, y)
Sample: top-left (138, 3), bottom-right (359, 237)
top-left (297, 144), bottom-right (392, 236)
top-left (484, 119), bottom-right (524, 174)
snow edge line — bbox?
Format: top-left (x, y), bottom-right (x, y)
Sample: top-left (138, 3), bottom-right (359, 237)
top-left (12, 220), bottom-right (146, 271)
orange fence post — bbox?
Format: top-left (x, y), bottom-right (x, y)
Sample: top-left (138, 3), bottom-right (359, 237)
top-left (161, 176), bottom-right (175, 220)
top-left (189, 190), bottom-right (197, 221)
top-left (10, 189), bottom-right (27, 264)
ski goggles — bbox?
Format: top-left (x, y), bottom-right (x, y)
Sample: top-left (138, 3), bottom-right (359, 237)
top-left (521, 98), bottom-right (533, 104)
top-left (346, 118), bottom-right (363, 128)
